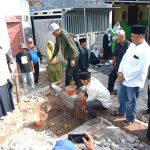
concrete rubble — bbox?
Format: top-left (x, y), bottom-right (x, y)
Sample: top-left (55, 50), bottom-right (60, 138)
top-left (0, 84), bottom-right (149, 150)
top-left (1, 116), bottom-right (150, 150)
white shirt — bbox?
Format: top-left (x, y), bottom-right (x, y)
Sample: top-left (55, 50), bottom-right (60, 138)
top-left (0, 49), bottom-right (11, 86)
top-left (118, 41), bottom-right (150, 88)
top-left (82, 77), bottom-right (112, 108)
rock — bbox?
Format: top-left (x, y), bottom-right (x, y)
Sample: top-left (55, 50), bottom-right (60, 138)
top-left (110, 142), bottom-right (120, 150)
top-left (126, 135), bottom-right (138, 143)
top-left (120, 137), bottom-right (126, 144)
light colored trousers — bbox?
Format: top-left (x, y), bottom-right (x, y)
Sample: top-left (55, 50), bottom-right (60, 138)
top-left (21, 72), bottom-right (35, 92)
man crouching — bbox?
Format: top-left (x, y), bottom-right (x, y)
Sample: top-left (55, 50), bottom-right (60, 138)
top-left (78, 72), bottom-right (112, 124)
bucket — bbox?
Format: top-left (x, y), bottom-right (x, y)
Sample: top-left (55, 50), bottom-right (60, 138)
top-left (34, 111), bottom-right (48, 127)
top-left (80, 97), bottom-right (87, 106)
top-left (66, 86), bottom-right (76, 96)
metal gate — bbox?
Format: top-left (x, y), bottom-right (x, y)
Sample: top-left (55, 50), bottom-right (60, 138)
top-left (64, 9), bottom-right (109, 53)
top-left (32, 9), bottom-right (110, 55)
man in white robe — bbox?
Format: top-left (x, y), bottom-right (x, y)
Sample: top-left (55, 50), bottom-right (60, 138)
top-left (117, 25), bottom-right (150, 126)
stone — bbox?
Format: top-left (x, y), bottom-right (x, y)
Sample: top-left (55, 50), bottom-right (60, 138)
top-left (126, 135), bottom-right (137, 143)
top-left (110, 142), bottom-right (120, 150)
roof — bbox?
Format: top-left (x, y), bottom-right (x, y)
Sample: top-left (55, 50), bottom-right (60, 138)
top-left (27, 0), bottom-right (44, 6)
top-left (104, 0), bottom-right (150, 3)
top-left (30, 0), bottom-right (112, 12)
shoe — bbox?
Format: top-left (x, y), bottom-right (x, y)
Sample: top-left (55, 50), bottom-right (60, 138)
top-left (142, 109), bottom-right (150, 115)
top-left (111, 111), bottom-right (125, 116)
top-left (87, 118), bottom-right (100, 125)
top-left (113, 90), bottom-right (117, 95)
top-left (0, 116), bottom-right (7, 120)
top-left (122, 120), bottom-right (134, 126)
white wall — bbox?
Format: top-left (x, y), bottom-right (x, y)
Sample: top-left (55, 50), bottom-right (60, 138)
top-left (0, 0), bottom-right (31, 53)
top-left (0, 16), bottom-right (11, 54)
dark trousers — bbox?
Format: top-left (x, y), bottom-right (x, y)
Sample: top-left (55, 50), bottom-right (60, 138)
top-left (33, 62), bottom-right (39, 83)
top-left (147, 117), bottom-right (150, 140)
top-left (65, 60), bottom-right (82, 89)
top-left (147, 86), bottom-right (150, 111)
top-left (108, 66), bottom-right (118, 92)
top-left (103, 47), bottom-right (112, 60)
top-left (86, 100), bottom-right (106, 119)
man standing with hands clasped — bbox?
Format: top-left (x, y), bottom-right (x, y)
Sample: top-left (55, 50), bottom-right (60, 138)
top-left (49, 23), bottom-right (82, 90)
top-left (116, 25), bottom-right (150, 126)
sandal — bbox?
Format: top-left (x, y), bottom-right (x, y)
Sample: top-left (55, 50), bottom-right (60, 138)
top-left (111, 111), bottom-right (124, 116)
top-left (122, 120), bottom-right (134, 126)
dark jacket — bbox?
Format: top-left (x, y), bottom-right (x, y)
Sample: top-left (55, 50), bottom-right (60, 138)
top-left (89, 52), bottom-right (100, 65)
top-left (113, 39), bottom-right (131, 69)
top-left (78, 47), bottom-right (89, 71)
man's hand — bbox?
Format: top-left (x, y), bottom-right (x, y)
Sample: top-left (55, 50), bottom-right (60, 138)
top-left (33, 69), bottom-right (35, 74)
top-left (78, 92), bottom-right (84, 99)
top-left (83, 132), bottom-right (95, 150)
top-left (117, 72), bottom-right (125, 82)
top-left (40, 60), bottom-right (42, 64)
top-left (50, 61), bottom-right (58, 66)
top-left (70, 59), bottom-right (75, 67)
top-left (78, 89), bottom-right (84, 98)
top-left (18, 72), bottom-right (21, 78)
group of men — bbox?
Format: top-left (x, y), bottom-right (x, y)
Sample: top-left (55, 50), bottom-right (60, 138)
top-left (15, 22), bottom-right (150, 141)
top-left (107, 25), bottom-right (150, 127)
top-left (49, 23), bottom-right (150, 129)
top-left (16, 38), bottom-right (42, 93)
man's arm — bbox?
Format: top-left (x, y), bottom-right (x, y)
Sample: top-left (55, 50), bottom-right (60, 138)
top-left (31, 61), bottom-right (35, 73)
top-left (27, 52), bottom-right (35, 73)
top-left (37, 50), bottom-right (42, 64)
top-left (16, 56), bottom-right (21, 76)
top-left (17, 63), bottom-right (21, 75)
top-left (51, 39), bottom-right (59, 61)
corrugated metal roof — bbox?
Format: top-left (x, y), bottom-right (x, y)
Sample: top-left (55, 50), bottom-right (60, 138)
top-left (30, 0), bottom-right (112, 12)
top-left (104, 0), bottom-right (150, 3)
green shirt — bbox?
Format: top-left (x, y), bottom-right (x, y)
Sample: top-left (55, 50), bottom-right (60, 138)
top-left (52, 29), bottom-right (79, 60)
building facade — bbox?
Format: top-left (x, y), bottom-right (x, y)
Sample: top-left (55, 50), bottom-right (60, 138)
top-left (30, 0), bottom-right (112, 55)
top-left (0, 0), bottom-right (32, 56)
top-left (105, 0), bottom-right (150, 41)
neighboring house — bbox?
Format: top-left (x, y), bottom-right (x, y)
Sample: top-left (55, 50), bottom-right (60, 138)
top-left (30, 0), bottom-right (112, 55)
top-left (104, 0), bottom-right (150, 42)
top-left (0, 0), bottom-right (41, 56)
